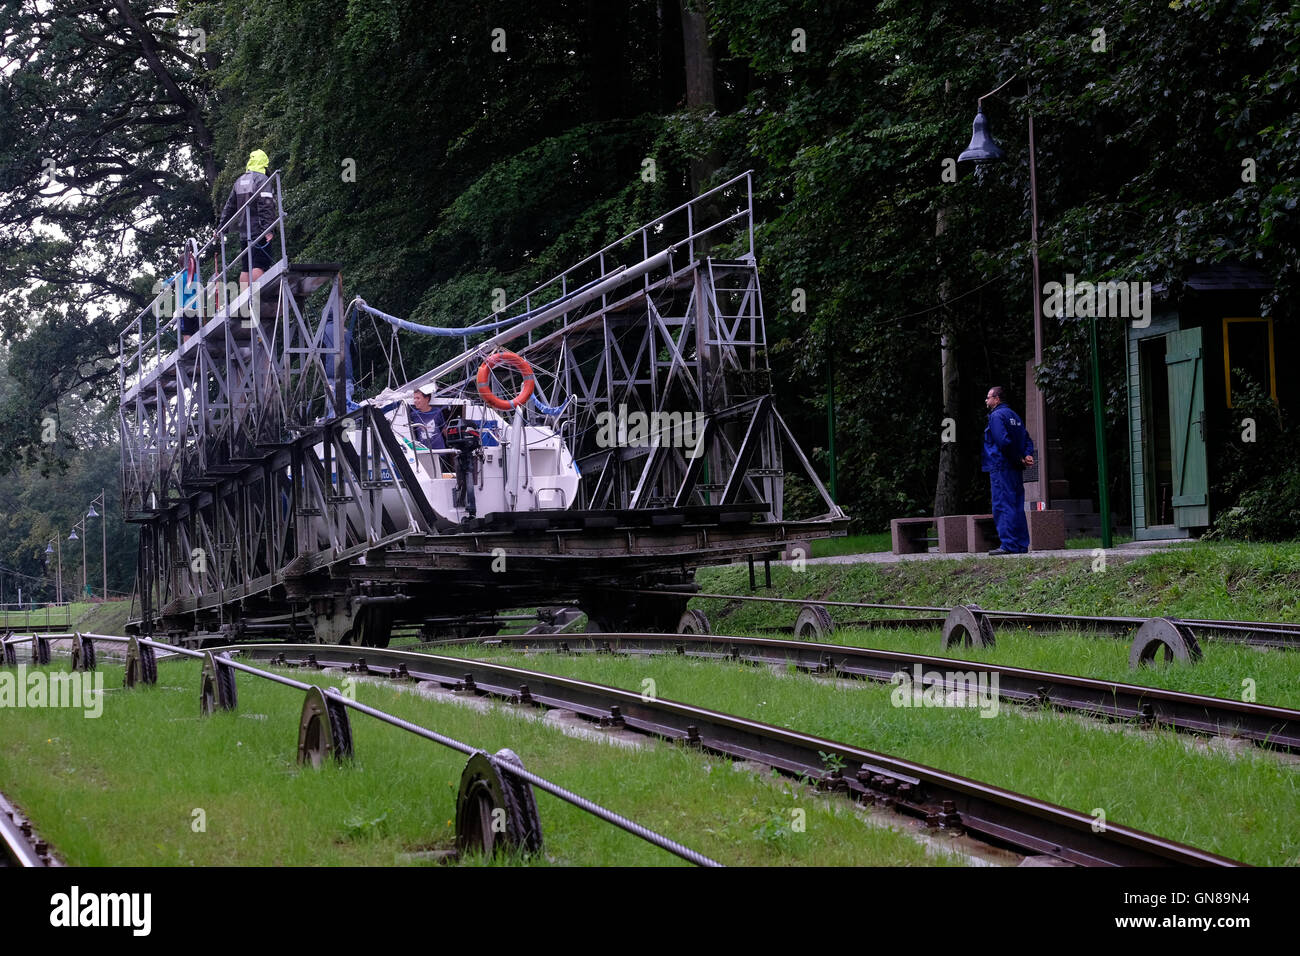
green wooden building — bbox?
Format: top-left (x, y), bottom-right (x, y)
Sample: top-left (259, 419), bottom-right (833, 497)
top-left (1126, 264), bottom-right (1289, 540)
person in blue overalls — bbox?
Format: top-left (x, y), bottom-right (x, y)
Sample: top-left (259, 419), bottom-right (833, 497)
top-left (982, 386), bottom-right (1036, 554)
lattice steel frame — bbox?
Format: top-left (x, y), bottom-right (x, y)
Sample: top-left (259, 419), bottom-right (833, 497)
top-left (120, 172), bottom-right (845, 635)
top-left (413, 171), bottom-right (842, 523)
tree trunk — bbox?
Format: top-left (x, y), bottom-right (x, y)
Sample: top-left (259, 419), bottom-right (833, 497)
top-left (934, 206), bottom-right (960, 516)
top-left (678, 0), bottom-right (718, 194)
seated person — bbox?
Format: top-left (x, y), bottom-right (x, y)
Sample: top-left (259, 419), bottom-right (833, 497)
top-left (409, 387), bottom-right (446, 449)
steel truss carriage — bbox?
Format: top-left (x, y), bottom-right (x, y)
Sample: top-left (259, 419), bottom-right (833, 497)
top-left (119, 172), bottom-right (847, 645)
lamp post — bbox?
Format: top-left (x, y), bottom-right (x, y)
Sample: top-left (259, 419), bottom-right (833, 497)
top-left (45, 538), bottom-right (63, 605)
top-left (826, 322), bottom-right (838, 501)
top-left (87, 491), bottom-right (107, 601)
top-left (1087, 315), bottom-right (1112, 547)
top-left (957, 76), bottom-right (1049, 513)
top-left (69, 520), bottom-right (86, 599)
top-left (958, 77), bottom-right (1113, 547)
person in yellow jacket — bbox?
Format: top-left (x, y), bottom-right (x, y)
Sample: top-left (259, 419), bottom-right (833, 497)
top-left (217, 149), bottom-right (278, 285)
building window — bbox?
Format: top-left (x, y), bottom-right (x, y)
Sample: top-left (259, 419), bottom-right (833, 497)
top-left (1222, 317), bottom-right (1276, 408)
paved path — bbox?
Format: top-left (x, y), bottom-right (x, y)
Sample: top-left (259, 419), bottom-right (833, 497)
top-left (789, 538), bottom-right (1193, 567)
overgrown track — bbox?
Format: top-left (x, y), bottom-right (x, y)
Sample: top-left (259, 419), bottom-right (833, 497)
top-left (223, 642), bottom-right (1242, 866)
top-left (72, 634), bottom-right (719, 866)
top-left (637, 589), bottom-right (1300, 649)
top-left (426, 632), bottom-right (1300, 753)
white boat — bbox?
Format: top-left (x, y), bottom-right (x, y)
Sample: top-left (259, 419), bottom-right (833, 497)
top-left (315, 392), bottom-right (580, 529)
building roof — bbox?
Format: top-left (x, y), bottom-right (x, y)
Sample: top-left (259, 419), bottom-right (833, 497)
top-left (1152, 262), bottom-right (1273, 297)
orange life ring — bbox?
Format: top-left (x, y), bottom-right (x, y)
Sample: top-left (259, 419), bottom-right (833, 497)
top-left (476, 350), bottom-right (535, 410)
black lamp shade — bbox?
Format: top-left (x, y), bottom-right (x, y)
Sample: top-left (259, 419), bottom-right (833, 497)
top-left (958, 108), bottom-right (1005, 163)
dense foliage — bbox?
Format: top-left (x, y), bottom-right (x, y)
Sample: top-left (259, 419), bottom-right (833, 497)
top-left (1208, 381), bottom-right (1300, 541)
top-left (1, 0), bottom-right (1297, 547)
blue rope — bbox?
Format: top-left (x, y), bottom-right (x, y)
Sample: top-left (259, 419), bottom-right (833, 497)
top-left (530, 394), bottom-right (571, 417)
top-left (355, 300), bottom-right (520, 337)
top-left (354, 273), bottom-right (609, 339)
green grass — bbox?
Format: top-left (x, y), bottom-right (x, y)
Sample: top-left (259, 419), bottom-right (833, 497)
top-left (0, 605), bottom-right (75, 629)
top-left (1063, 534), bottom-right (1135, 550)
top-left (0, 657), bottom-right (958, 867)
top-left (430, 645), bottom-right (1300, 865)
top-left (776, 624), bottom-right (1300, 711)
top-left (810, 533), bottom-right (891, 557)
top-left (687, 539), bottom-right (1300, 708)
top-left (0, 600), bottom-right (130, 632)
top-left (697, 540), bottom-right (1300, 626)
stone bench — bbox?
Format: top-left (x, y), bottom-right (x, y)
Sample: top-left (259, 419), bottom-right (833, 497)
top-left (966, 510), bottom-right (1066, 552)
top-left (965, 514), bottom-right (999, 552)
top-left (891, 516), bottom-right (969, 554)
top-left (890, 517), bottom-right (935, 554)
top-left (896, 510), bottom-right (1066, 555)
top-left (1028, 508), bottom-right (1065, 551)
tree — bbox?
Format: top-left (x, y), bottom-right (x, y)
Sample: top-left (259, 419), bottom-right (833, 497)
top-left (0, 1), bottom-right (217, 467)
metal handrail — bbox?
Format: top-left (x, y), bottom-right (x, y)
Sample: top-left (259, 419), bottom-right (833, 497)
top-left (0, 602), bottom-right (73, 630)
top-left (472, 170), bottom-right (755, 342)
top-left (117, 171), bottom-right (288, 398)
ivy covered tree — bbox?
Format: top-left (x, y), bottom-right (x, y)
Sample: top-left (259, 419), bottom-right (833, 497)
top-left (2, 0), bottom-right (1298, 535)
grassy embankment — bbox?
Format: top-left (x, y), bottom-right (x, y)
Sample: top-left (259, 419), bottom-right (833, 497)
top-left (0, 600), bottom-right (134, 634)
top-left (690, 541), bottom-right (1300, 707)
top-left (415, 541), bottom-right (1300, 864)
top-left (808, 531), bottom-right (1132, 558)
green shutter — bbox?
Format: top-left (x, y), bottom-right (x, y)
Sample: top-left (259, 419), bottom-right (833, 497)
top-left (1165, 328), bottom-right (1209, 528)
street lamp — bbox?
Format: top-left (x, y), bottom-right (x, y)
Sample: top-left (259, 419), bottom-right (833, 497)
top-left (87, 491), bottom-right (107, 601)
top-left (69, 519), bottom-right (87, 599)
top-left (957, 75), bottom-right (1050, 518)
top-left (45, 537), bottom-right (63, 605)
top-left (958, 77), bottom-right (1114, 548)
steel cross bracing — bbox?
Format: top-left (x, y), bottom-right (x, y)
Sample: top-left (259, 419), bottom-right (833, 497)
top-left (135, 403), bottom-right (436, 626)
top-left (411, 171), bottom-right (840, 522)
top-left (119, 173), bottom-right (347, 520)
top-left (119, 171), bottom-right (846, 637)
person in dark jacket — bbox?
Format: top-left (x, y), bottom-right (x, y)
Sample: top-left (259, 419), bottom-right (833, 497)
top-left (982, 386), bottom-right (1036, 554)
top-left (218, 149), bottom-right (278, 286)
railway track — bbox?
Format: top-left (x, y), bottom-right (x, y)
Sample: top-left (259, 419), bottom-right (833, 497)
top-left (70, 633), bottom-right (719, 866)
top-left (0, 791), bottom-right (55, 867)
top-left (4, 630), bottom-right (1265, 865)
top-left (632, 589), bottom-right (1300, 649)
top-left (215, 641), bottom-right (1240, 866)
top-left (419, 631), bottom-right (1300, 753)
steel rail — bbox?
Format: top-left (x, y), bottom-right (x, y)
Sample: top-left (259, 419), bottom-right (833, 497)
top-left (80, 635), bottom-right (719, 867)
top-left (623, 589), bottom-right (1300, 646)
top-left (0, 792), bottom-right (52, 867)
top-left (332, 691), bottom-right (720, 866)
top-left (221, 643), bottom-right (1242, 867)
top-left (445, 632), bottom-right (1300, 753)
